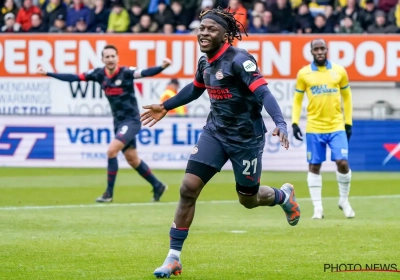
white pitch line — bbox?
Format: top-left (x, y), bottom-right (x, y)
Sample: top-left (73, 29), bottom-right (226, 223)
top-left (1, 195), bottom-right (399, 211)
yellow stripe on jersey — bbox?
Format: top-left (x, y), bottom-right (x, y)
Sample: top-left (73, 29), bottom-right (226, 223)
top-left (291, 60), bottom-right (353, 133)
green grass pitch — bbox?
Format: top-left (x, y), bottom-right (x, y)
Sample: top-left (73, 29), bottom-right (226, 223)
top-left (1, 168), bottom-right (400, 279)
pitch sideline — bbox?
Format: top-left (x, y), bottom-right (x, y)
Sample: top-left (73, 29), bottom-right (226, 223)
top-left (1, 194), bottom-right (399, 211)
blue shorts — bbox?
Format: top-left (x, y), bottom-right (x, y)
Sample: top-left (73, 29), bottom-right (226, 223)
top-left (114, 121), bottom-right (141, 152)
top-left (306, 131), bottom-right (348, 164)
top-left (189, 129), bottom-right (264, 187)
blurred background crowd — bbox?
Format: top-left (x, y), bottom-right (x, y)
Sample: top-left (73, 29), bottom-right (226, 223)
top-left (1, 0), bottom-right (399, 34)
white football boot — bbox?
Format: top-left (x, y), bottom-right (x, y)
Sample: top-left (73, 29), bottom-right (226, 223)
top-left (311, 208), bottom-right (324, 219)
top-left (338, 200), bottom-right (355, 218)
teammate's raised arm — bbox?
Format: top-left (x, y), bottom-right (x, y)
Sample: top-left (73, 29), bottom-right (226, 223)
top-left (133, 58), bottom-right (172, 79)
top-left (37, 66), bottom-right (81, 82)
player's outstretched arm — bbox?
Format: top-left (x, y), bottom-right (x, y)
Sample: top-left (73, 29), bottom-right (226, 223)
top-left (140, 82), bottom-right (204, 127)
top-left (36, 66), bottom-right (80, 82)
top-left (163, 82), bottom-right (204, 110)
top-left (254, 85), bottom-right (289, 149)
top-left (133, 58), bottom-right (172, 79)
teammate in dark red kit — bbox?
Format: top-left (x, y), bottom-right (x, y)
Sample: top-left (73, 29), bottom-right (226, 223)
top-left (37, 45), bottom-right (170, 203)
top-left (140, 7), bottom-right (301, 278)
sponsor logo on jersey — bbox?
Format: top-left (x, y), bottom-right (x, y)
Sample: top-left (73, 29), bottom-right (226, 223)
top-left (242, 60), bottom-right (256, 72)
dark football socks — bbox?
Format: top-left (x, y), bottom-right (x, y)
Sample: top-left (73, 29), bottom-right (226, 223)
top-left (135, 160), bottom-right (162, 189)
top-left (269, 188), bottom-right (287, 206)
top-left (106, 157), bottom-right (118, 196)
top-left (170, 227), bottom-right (189, 251)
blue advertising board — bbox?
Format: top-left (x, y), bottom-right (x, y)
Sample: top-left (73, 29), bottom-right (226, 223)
top-left (349, 120), bottom-right (400, 171)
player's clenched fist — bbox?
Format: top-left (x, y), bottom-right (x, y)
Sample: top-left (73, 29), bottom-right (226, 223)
top-left (36, 66), bottom-right (47, 76)
top-left (162, 58), bottom-right (172, 69)
top-left (140, 104), bottom-right (168, 127)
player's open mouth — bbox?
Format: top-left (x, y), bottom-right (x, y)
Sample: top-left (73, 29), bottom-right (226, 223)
top-left (199, 40), bottom-right (211, 47)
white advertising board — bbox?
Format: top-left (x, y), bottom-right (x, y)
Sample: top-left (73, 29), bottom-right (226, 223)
top-left (0, 116), bottom-right (336, 171)
top-left (0, 78), bottom-right (308, 119)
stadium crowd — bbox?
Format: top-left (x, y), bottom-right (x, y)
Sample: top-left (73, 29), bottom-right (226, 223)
top-left (1, 0), bottom-right (399, 33)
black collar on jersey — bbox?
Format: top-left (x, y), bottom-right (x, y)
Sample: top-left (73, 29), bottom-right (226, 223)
top-left (208, 43), bottom-right (230, 63)
top-left (202, 13), bottom-right (229, 30)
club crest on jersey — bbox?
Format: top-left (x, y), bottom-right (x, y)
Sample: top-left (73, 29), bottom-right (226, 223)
top-left (192, 145), bottom-right (199, 154)
top-left (242, 60), bottom-right (256, 72)
top-left (215, 69), bottom-right (224, 80)
top-left (115, 80), bottom-right (122, 86)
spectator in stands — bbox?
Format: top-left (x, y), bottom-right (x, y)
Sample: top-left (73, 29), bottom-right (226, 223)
top-left (323, 5), bottom-right (338, 32)
top-left (43, 0), bottom-right (67, 30)
top-left (28, 12), bottom-right (46, 31)
top-left (174, 0), bottom-right (198, 22)
top-left (153, 0), bottom-right (174, 31)
top-left (1, 12), bottom-right (22, 31)
top-left (1, 0), bottom-right (19, 27)
top-left (339, 0), bottom-right (359, 22)
top-left (124, 0), bottom-right (149, 12)
top-left (132, 13), bottom-right (157, 32)
top-left (188, 18), bottom-right (199, 33)
top-left (270, 0), bottom-right (294, 33)
top-left (358, 0), bottom-right (377, 30)
top-left (378, 0), bottom-right (397, 13)
top-left (147, 0), bottom-right (167, 14)
top-left (250, 1), bottom-right (266, 18)
top-left (66, 0), bottom-right (93, 32)
top-left (312, 14), bottom-right (331, 32)
top-left (193, 0), bottom-right (213, 21)
top-left (308, 0), bottom-right (334, 17)
top-left (262, 10), bottom-right (281, 32)
top-left (228, 0), bottom-right (247, 31)
top-left (16, 0), bottom-right (40, 31)
top-left (170, 1), bottom-right (191, 29)
top-left (338, 14), bottom-right (363, 32)
top-left (202, 0), bottom-right (213, 12)
top-left (367, 9), bottom-right (398, 32)
top-left (290, 0), bottom-right (303, 11)
top-left (91, 0), bottom-right (109, 32)
top-left (294, 3), bottom-right (313, 33)
top-left (48, 12), bottom-right (66, 31)
top-left (128, 4), bottom-right (142, 28)
top-left (388, 0), bottom-right (400, 30)
top-left (163, 22), bottom-right (174, 32)
top-left (248, 1), bottom-right (265, 29)
top-left (248, 15), bottom-right (267, 32)
top-left (107, 1), bottom-right (129, 32)
top-left (74, 16), bottom-right (88, 31)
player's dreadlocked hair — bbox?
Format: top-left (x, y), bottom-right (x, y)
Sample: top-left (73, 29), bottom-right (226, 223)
top-left (199, 7), bottom-right (248, 45)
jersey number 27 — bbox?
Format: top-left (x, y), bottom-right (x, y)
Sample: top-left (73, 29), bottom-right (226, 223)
top-left (242, 158), bottom-right (258, 175)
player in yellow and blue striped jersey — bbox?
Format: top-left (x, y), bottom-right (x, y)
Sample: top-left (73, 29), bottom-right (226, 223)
top-left (291, 38), bottom-right (355, 220)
